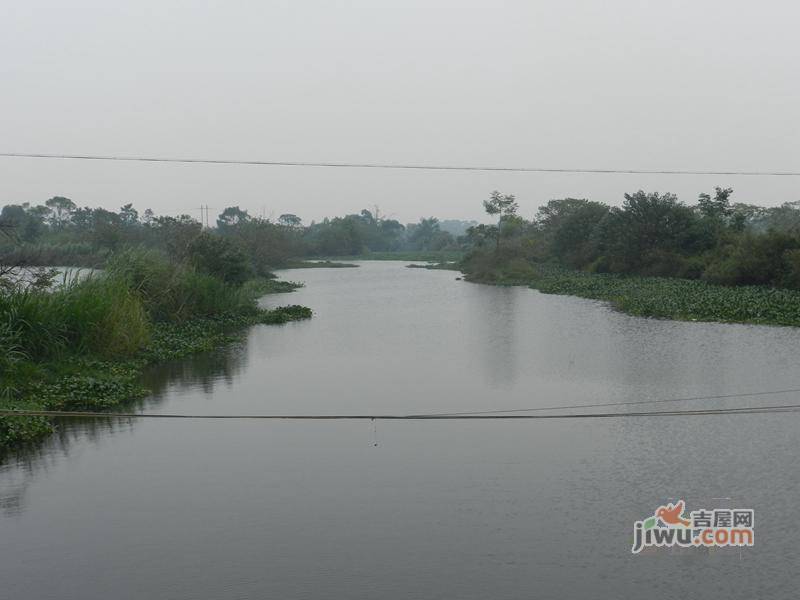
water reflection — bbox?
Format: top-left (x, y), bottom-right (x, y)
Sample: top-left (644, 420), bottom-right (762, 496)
top-left (468, 284), bottom-right (519, 388)
top-left (0, 333), bottom-right (253, 511)
top-left (139, 339), bottom-right (250, 404)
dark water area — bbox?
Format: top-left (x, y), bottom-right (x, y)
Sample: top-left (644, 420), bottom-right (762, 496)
top-left (2, 262), bottom-right (799, 599)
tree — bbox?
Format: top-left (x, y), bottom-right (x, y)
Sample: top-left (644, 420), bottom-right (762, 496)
top-left (757, 201), bottom-right (800, 234)
top-left (465, 224), bottom-right (495, 248)
top-left (70, 206), bottom-right (93, 232)
top-left (703, 231), bottom-right (800, 287)
top-left (378, 219), bottom-right (405, 251)
top-left (0, 207), bottom-right (59, 290)
top-left (45, 196), bottom-right (76, 229)
top-left (142, 208), bottom-right (155, 226)
top-left (151, 215), bottom-right (202, 260)
top-left (187, 231), bottom-right (253, 285)
top-left (278, 213), bottom-right (302, 228)
top-left (698, 187), bottom-right (733, 221)
top-left (216, 206), bottom-right (251, 233)
top-left (235, 218), bottom-right (301, 273)
top-left (482, 191), bottom-right (518, 251)
top-left (0, 204), bottom-right (47, 242)
top-left (596, 191), bottom-right (705, 275)
top-left (306, 216), bottom-right (364, 256)
top-left (359, 209), bottom-right (376, 224)
top-left (90, 208), bottom-right (123, 250)
top-left (405, 217), bottom-right (456, 251)
top-left (535, 198), bottom-right (610, 267)
top-left (438, 220), bottom-right (479, 237)
top-left (119, 203), bottom-right (139, 227)
top-left (483, 190), bottom-right (518, 219)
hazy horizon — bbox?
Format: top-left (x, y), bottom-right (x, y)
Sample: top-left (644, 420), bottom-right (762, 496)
top-left (2, 0), bottom-right (798, 224)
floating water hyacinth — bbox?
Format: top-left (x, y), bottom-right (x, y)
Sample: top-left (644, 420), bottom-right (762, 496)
top-left (528, 267), bottom-right (800, 327)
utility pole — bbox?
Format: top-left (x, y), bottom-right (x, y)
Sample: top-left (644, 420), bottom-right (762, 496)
top-left (199, 205), bottom-right (211, 228)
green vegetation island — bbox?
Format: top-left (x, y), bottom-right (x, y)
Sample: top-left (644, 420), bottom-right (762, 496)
top-left (460, 189), bottom-right (800, 326)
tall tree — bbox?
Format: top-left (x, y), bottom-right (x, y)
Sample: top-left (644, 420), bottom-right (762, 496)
top-left (483, 191), bottom-right (518, 251)
top-left (119, 203), bottom-right (139, 227)
top-left (278, 213), bottom-right (302, 228)
top-left (216, 206), bottom-right (251, 233)
top-left (697, 187), bottom-right (733, 221)
top-left (45, 196), bottom-right (76, 229)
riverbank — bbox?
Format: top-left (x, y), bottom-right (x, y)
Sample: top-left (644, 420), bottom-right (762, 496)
top-left (318, 250), bottom-right (464, 262)
top-left (0, 304), bottom-right (311, 450)
top-left (463, 263), bottom-right (800, 327)
top-left (0, 250), bottom-right (313, 451)
top-left (280, 260), bottom-right (359, 269)
top-left (406, 261), bottom-right (460, 270)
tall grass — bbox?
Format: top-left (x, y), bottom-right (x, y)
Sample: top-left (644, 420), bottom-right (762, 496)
top-left (0, 246), bottom-right (307, 371)
top-left (0, 241), bottom-right (108, 268)
top-left (107, 248), bottom-right (256, 322)
top-left (0, 248), bottom-right (268, 371)
top-left (0, 313), bottom-right (27, 397)
top-left (0, 276), bottom-right (150, 362)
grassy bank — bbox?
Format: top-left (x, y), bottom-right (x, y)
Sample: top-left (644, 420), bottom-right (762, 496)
top-left (318, 250), bottom-right (464, 262)
top-left (0, 250), bottom-right (311, 451)
top-left (463, 261), bottom-right (800, 327)
top-left (406, 261), bottom-right (461, 271)
top-left (280, 260), bottom-right (359, 269)
top-left (0, 305), bottom-right (311, 449)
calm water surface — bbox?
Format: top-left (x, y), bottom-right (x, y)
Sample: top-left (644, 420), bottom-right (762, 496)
top-left (2, 262), bottom-right (799, 599)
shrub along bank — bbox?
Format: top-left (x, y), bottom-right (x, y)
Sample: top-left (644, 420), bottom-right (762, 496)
top-left (462, 260), bottom-right (800, 326)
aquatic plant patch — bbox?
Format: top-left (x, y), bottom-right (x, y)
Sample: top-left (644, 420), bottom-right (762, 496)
top-left (0, 305), bottom-right (313, 451)
top-left (463, 264), bottom-right (800, 327)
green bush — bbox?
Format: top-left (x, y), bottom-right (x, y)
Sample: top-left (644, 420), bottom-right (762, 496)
top-left (175, 271), bottom-right (256, 320)
top-left (702, 232), bottom-right (799, 287)
top-left (187, 232), bottom-right (253, 285)
top-left (106, 248), bottom-right (255, 321)
top-left (782, 249), bottom-right (800, 290)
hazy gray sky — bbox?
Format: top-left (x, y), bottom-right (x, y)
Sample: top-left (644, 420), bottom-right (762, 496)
top-left (1, 0), bottom-right (798, 224)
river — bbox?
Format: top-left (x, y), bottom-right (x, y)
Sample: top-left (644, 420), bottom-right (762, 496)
top-left (1, 261), bottom-right (798, 599)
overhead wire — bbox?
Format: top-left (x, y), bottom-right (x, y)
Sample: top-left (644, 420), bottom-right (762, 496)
top-left (2, 402), bottom-right (800, 421)
top-left (412, 386), bottom-right (800, 417)
top-left (1, 152), bottom-right (798, 177)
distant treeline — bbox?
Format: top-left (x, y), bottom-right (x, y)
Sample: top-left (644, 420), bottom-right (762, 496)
top-left (463, 188), bottom-right (800, 290)
top-left (0, 199), bottom-right (476, 274)
top-left (5, 188), bottom-right (800, 290)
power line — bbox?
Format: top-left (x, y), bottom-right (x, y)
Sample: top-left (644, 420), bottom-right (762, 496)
top-left (1, 152), bottom-right (798, 177)
top-left (417, 386), bottom-right (800, 417)
top-left (2, 403), bottom-right (800, 421)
